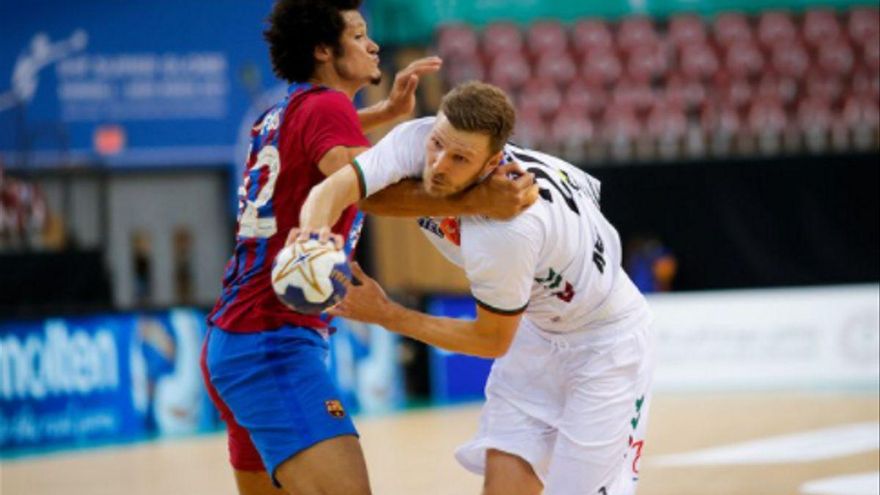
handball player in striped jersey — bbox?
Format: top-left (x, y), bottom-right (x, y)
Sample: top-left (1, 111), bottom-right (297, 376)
top-left (200, 2), bottom-right (538, 494)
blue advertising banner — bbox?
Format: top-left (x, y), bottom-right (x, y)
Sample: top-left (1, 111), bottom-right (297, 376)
top-left (0, 308), bottom-right (214, 456)
top-left (0, 0), bottom-right (279, 168)
top-left (426, 295), bottom-right (493, 403)
top-left (328, 319), bottom-right (405, 415)
top-left (0, 307), bottom-right (403, 456)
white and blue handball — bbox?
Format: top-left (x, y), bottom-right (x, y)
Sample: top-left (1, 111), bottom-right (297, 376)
top-left (271, 239), bottom-right (351, 314)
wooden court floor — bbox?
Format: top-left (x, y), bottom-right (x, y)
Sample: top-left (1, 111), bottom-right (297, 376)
top-left (1, 392), bottom-right (877, 495)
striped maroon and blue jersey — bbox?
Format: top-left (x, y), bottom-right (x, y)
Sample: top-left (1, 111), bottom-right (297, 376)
top-left (208, 83), bottom-right (370, 333)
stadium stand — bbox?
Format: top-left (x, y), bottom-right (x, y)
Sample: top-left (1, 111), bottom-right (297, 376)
top-left (435, 7), bottom-right (880, 163)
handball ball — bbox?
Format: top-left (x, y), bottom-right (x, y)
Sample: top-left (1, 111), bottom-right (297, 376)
top-left (271, 239), bottom-right (351, 314)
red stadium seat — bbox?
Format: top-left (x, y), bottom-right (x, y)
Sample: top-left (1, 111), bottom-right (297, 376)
top-left (851, 65), bottom-right (880, 101)
top-left (668, 14), bottom-right (707, 48)
top-left (626, 42), bottom-right (670, 82)
top-left (748, 97), bottom-right (788, 133)
top-left (436, 23), bottom-right (479, 59)
top-left (647, 101), bottom-right (689, 159)
top-left (487, 51), bottom-right (531, 91)
top-left (714, 12), bottom-right (753, 47)
top-left (613, 77), bottom-right (657, 112)
top-left (665, 73), bottom-right (707, 111)
top-left (518, 78), bottom-right (563, 118)
top-left (805, 70), bottom-right (844, 103)
top-left (757, 11), bottom-right (798, 48)
top-left (802, 9), bottom-right (842, 47)
top-left (442, 54), bottom-right (485, 86)
top-left (797, 96), bottom-right (834, 130)
top-left (526, 20), bottom-right (569, 57)
top-left (797, 96), bottom-right (834, 152)
top-left (647, 101), bottom-right (688, 138)
top-left (816, 39), bottom-right (855, 76)
top-left (513, 109), bottom-right (548, 148)
top-left (549, 108), bottom-right (595, 149)
top-left (602, 103), bottom-right (643, 160)
top-left (842, 94), bottom-right (880, 149)
top-left (534, 51), bottom-right (578, 87)
top-left (756, 72), bottom-right (799, 106)
top-left (748, 97), bottom-right (789, 154)
top-left (771, 41), bottom-right (810, 79)
top-left (483, 22), bottom-right (524, 58)
top-left (571, 19), bottom-right (614, 55)
top-left (564, 78), bottom-right (608, 116)
top-left (842, 95), bottom-right (880, 128)
top-left (863, 36), bottom-right (880, 71)
top-left (617, 16), bottom-right (659, 53)
top-left (724, 41), bottom-right (764, 78)
top-left (679, 43), bottom-right (720, 80)
top-left (702, 102), bottom-right (742, 137)
top-left (848, 7), bottom-right (880, 44)
top-left (581, 47), bottom-right (623, 87)
top-left (713, 70), bottom-right (754, 109)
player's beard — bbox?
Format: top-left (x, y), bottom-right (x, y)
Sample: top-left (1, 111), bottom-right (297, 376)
top-left (333, 57), bottom-right (382, 87)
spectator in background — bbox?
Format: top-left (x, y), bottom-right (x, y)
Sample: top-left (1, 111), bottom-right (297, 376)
top-left (0, 163), bottom-right (54, 250)
top-left (625, 235), bottom-right (678, 293)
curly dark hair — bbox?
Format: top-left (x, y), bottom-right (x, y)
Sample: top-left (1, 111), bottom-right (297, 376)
top-left (264, 0), bottom-right (363, 83)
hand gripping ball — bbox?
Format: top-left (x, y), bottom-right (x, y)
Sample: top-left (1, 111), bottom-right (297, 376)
top-left (271, 238), bottom-right (351, 315)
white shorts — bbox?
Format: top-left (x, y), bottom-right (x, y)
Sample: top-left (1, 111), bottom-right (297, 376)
top-left (455, 315), bottom-right (655, 495)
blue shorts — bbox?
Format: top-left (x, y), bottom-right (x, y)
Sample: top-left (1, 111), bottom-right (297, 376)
top-left (202, 324), bottom-right (357, 485)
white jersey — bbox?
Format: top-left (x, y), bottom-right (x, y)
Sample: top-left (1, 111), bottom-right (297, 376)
top-left (354, 117), bottom-right (649, 334)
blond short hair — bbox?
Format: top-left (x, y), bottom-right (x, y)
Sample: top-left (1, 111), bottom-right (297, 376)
top-left (439, 81), bottom-right (516, 154)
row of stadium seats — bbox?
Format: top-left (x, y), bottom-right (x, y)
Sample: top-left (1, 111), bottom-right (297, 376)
top-left (439, 9), bottom-right (879, 61)
top-left (435, 8), bottom-right (880, 162)
top-left (516, 92), bottom-right (878, 163)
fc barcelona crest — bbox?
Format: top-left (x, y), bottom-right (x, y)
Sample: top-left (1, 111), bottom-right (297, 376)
top-left (325, 399), bottom-right (346, 418)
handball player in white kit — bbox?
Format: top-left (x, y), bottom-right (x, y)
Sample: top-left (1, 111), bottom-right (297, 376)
top-left (294, 81), bottom-right (656, 495)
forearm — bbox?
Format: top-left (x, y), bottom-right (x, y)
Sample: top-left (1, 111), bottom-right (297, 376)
top-left (379, 302), bottom-right (503, 358)
top-left (300, 165), bottom-right (360, 229)
top-left (358, 179), bottom-right (479, 217)
top-left (357, 101), bottom-right (394, 133)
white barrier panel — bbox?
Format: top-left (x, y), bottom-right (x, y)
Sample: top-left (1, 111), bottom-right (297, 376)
top-left (647, 284), bottom-right (880, 391)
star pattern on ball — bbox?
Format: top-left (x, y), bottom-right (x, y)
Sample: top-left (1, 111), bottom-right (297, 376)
top-left (273, 243), bottom-right (335, 297)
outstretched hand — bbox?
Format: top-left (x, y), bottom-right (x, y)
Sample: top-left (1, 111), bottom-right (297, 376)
top-left (467, 161), bottom-right (539, 220)
top-left (327, 262), bottom-right (394, 326)
top-left (383, 56), bottom-right (442, 119)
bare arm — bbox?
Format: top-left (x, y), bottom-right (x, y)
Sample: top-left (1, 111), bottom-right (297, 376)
top-left (329, 263), bottom-right (522, 358)
top-left (301, 159), bottom-right (538, 234)
top-left (300, 164), bottom-right (362, 230)
top-left (316, 145), bottom-right (369, 177)
top-left (297, 146), bottom-right (368, 232)
top-left (357, 57), bottom-right (442, 132)
top-left (359, 166), bottom-right (537, 219)
top-left (357, 179), bottom-right (481, 217)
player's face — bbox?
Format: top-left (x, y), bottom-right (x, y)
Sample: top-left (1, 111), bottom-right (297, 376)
top-left (423, 113), bottom-right (501, 197)
top-left (333, 11), bottom-right (382, 86)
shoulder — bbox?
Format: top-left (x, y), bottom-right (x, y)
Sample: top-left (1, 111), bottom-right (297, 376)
top-left (294, 88), bottom-right (356, 118)
top-left (302, 87), bottom-right (352, 107)
top-left (384, 116), bottom-right (436, 142)
top-left (462, 206), bottom-right (546, 252)
top-left (368, 116), bottom-right (435, 152)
